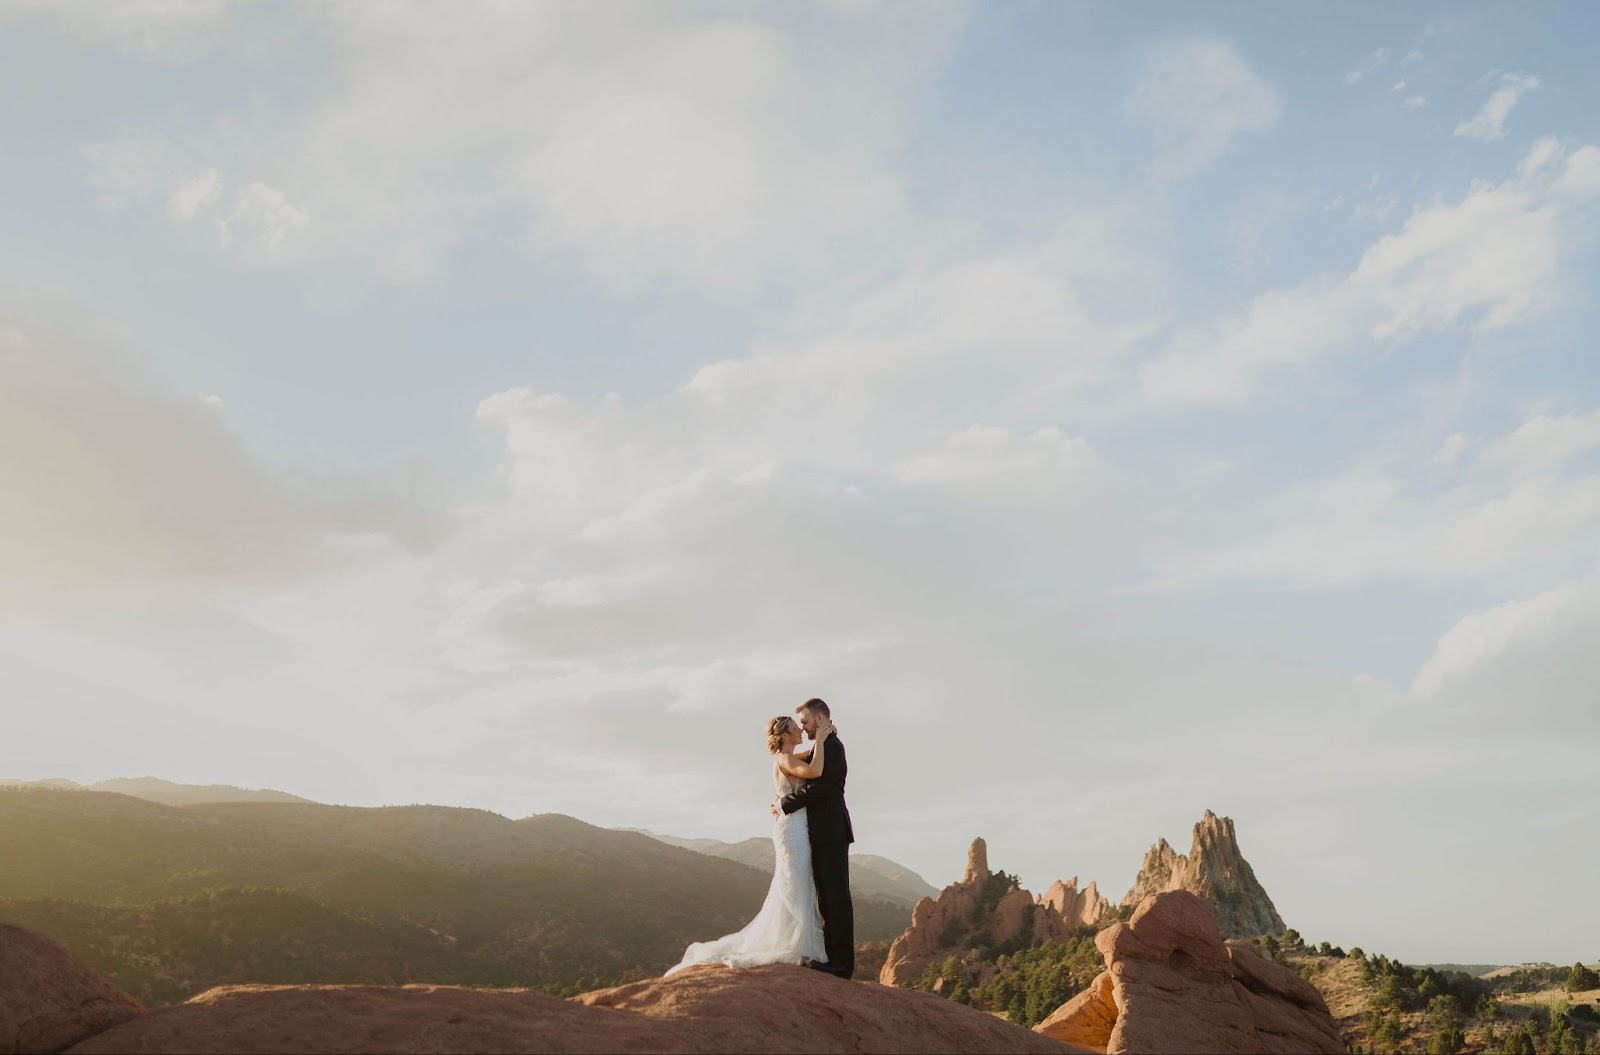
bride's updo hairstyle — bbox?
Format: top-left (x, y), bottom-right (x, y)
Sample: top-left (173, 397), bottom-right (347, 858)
top-left (765, 716), bottom-right (795, 754)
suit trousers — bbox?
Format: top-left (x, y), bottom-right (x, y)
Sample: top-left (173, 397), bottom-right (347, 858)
top-left (810, 841), bottom-right (854, 978)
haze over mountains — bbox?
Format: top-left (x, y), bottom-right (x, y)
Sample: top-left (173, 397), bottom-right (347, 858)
top-left (0, 781), bottom-right (911, 1007)
top-left (0, 777), bottom-right (314, 807)
top-left (619, 828), bottom-right (939, 908)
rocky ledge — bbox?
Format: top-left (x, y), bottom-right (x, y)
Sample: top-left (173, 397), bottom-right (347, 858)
top-left (1, 921), bottom-right (1079, 1055)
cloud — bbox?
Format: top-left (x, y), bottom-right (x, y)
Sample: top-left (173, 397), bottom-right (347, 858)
top-left (1, 0), bottom-right (227, 59)
top-left (0, 290), bottom-right (445, 604)
top-left (1140, 137), bottom-right (1600, 407)
top-left (73, 3), bottom-right (964, 294)
top-left (1344, 47), bottom-right (1391, 85)
top-left (1406, 95), bottom-right (1428, 109)
top-left (1455, 72), bottom-right (1539, 141)
top-left (1411, 571), bottom-right (1600, 714)
top-left (1125, 37), bottom-right (1281, 178)
top-left (168, 167), bottom-right (222, 221)
top-left (1146, 404), bottom-right (1600, 591)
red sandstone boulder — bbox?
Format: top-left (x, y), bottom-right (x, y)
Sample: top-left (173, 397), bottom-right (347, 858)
top-left (1034, 891), bottom-right (1342, 1055)
top-left (67, 964), bottom-right (1079, 1054)
top-left (66, 984), bottom-right (696, 1055)
top-left (1036, 971), bottom-right (1117, 1052)
top-left (579, 963), bottom-right (1080, 1053)
top-left (0, 923), bottom-right (144, 1055)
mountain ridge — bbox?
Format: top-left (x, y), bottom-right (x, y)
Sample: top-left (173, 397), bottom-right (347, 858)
top-left (620, 827), bottom-right (939, 907)
top-left (0, 785), bottom-right (910, 1007)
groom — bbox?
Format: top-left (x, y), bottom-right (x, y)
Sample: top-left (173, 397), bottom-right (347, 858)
top-left (776, 697), bottom-right (854, 979)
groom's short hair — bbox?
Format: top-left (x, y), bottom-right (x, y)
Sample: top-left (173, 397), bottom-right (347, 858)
top-left (797, 698), bottom-right (830, 718)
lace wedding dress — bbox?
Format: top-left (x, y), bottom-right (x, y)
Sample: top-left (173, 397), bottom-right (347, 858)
top-left (665, 767), bottom-right (828, 975)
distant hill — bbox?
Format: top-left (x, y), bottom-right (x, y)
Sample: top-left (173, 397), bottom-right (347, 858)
top-left (1420, 963), bottom-right (1510, 978)
top-left (0, 777), bottom-right (313, 806)
top-left (0, 786), bottom-right (910, 1008)
top-left (623, 829), bottom-right (939, 907)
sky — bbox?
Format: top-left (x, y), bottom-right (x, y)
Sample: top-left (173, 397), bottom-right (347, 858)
top-left (2, 1), bottom-right (1598, 966)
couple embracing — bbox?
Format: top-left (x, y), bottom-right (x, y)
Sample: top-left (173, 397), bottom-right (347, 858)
top-left (666, 697), bottom-right (855, 980)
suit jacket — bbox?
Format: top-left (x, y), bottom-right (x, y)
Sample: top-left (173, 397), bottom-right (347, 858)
top-left (779, 732), bottom-right (854, 845)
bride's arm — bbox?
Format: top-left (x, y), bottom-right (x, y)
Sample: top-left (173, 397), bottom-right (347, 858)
top-left (775, 730), bottom-right (826, 781)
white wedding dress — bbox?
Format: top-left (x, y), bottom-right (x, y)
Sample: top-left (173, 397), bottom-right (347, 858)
top-left (665, 767), bottom-right (828, 975)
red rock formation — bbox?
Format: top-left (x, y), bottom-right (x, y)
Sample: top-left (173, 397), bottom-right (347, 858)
top-left (67, 984), bottom-right (686, 1055)
top-left (1120, 810), bottom-right (1286, 940)
top-left (0, 923), bottom-right (144, 1055)
top-left (68, 964), bottom-right (1079, 1054)
top-left (1042, 877), bottom-right (1110, 928)
top-left (879, 838), bottom-right (1082, 988)
top-left (1034, 890), bottom-right (1343, 1055)
top-left (580, 963), bottom-right (1081, 1054)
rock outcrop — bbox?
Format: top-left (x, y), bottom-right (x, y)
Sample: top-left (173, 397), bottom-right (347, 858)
top-left (66, 984), bottom-right (686, 1055)
top-left (879, 838), bottom-right (1083, 988)
top-left (0, 918), bottom-right (1075, 1055)
top-left (1, 923), bottom-right (144, 1055)
top-left (67, 964), bottom-right (1077, 1055)
top-left (1120, 810), bottom-right (1285, 940)
top-left (1042, 877), bottom-right (1110, 929)
top-left (578, 962), bottom-right (1081, 1054)
top-left (1035, 890), bottom-right (1342, 1055)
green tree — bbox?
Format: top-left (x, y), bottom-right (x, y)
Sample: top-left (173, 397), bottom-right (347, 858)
top-left (1370, 1010), bottom-right (1404, 1054)
top-left (1425, 994), bottom-right (1464, 1055)
top-left (1503, 1027), bottom-right (1536, 1055)
top-left (1375, 973), bottom-right (1407, 1013)
top-left (1282, 928), bottom-right (1302, 949)
top-left (1566, 963), bottom-right (1600, 993)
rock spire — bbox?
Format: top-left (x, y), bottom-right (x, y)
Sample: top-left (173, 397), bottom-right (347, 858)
top-left (1120, 810), bottom-right (1285, 940)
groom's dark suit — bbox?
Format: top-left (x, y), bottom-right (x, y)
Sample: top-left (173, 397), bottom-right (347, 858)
top-left (779, 731), bottom-right (854, 979)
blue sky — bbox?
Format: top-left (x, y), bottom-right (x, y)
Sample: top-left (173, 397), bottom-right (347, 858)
top-left (3, 1), bottom-right (1599, 965)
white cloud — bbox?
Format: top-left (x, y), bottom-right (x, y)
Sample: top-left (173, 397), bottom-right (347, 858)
top-left (1474, 408), bottom-right (1600, 480)
top-left (219, 181), bottom-right (308, 251)
top-left (2, 0), bottom-right (226, 59)
top-left (1125, 37), bottom-right (1281, 178)
top-left (892, 426), bottom-right (1098, 489)
top-left (1406, 95), bottom-right (1428, 109)
top-left (1344, 47), bottom-right (1391, 85)
top-left (1429, 433), bottom-right (1469, 468)
top-left (74, 3), bottom-right (963, 294)
top-left (1455, 72), bottom-right (1539, 141)
top-left (1148, 406), bottom-right (1600, 591)
top-left (1411, 572), bottom-right (1600, 707)
top-left (168, 167), bottom-right (222, 220)
top-left (1140, 137), bottom-right (1600, 406)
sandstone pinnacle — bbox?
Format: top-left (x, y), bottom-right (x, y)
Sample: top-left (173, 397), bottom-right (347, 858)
top-left (1120, 810), bottom-right (1286, 940)
top-left (964, 837), bottom-right (989, 884)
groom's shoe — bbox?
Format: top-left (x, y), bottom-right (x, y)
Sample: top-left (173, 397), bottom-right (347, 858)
top-left (803, 959), bottom-right (831, 973)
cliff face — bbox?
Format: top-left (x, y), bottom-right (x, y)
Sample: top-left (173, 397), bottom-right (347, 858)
top-left (1120, 810), bottom-right (1285, 941)
top-left (879, 838), bottom-right (1090, 988)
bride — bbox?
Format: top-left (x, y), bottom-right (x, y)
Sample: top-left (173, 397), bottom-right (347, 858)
top-left (665, 712), bottom-right (834, 975)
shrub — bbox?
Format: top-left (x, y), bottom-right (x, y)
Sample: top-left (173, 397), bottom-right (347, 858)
top-left (1567, 963), bottom-right (1600, 993)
